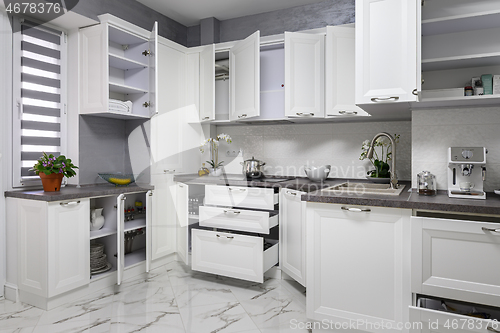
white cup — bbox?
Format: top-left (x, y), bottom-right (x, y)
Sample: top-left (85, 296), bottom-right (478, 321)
top-left (459, 182), bottom-right (475, 192)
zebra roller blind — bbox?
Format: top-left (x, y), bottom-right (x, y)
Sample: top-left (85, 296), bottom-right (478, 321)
top-left (13, 19), bottom-right (66, 185)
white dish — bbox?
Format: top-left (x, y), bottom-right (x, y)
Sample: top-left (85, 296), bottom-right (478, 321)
top-left (91, 262), bottom-right (112, 275)
top-left (494, 189), bottom-right (500, 195)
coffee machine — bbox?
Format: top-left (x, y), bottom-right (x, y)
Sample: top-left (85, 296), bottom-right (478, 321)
top-left (448, 147), bottom-right (487, 199)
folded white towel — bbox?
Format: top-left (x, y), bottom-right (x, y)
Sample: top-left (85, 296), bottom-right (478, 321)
top-left (109, 99), bottom-right (132, 113)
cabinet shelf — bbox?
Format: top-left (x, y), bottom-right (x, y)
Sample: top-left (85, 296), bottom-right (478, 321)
top-left (421, 53), bottom-right (500, 71)
top-left (84, 110), bottom-right (150, 120)
top-left (109, 53), bottom-right (148, 70)
top-left (90, 265), bottom-right (116, 280)
top-left (124, 218), bottom-right (146, 232)
top-left (125, 248), bottom-right (146, 267)
top-left (90, 227), bottom-right (117, 240)
top-left (414, 94), bottom-right (500, 109)
top-left (422, 11), bottom-right (500, 36)
top-left (109, 82), bottom-right (148, 95)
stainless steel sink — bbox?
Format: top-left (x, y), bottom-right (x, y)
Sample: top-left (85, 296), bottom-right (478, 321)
top-left (321, 182), bottom-right (406, 196)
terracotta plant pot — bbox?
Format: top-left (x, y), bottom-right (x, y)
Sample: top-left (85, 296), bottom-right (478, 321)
top-left (39, 173), bottom-right (64, 192)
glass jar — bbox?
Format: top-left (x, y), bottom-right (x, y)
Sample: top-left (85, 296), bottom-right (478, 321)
top-left (417, 171), bottom-right (437, 195)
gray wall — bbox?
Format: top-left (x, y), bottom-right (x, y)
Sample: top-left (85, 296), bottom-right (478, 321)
top-left (73, 0), bottom-right (187, 45)
top-left (187, 0), bottom-right (354, 45)
top-left (79, 116), bottom-right (150, 185)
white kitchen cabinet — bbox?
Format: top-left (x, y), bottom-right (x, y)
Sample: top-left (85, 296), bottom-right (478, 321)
top-left (279, 189), bottom-right (306, 287)
top-left (79, 14), bottom-right (158, 119)
top-left (191, 229), bottom-right (278, 283)
top-left (306, 203), bottom-right (411, 332)
top-left (355, 0), bottom-right (419, 105)
top-left (150, 173), bottom-right (176, 262)
top-left (284, 31), bottom-right (325, 119)
top-left (17, 198), bottom-right (90, 308)
top-left (204, 185), bottom-right (278, 210)
top-left (199, 206), bottom-right (278, 234)
top-left (325, 26), bottom-right (369, 118)
top-left (199, 44), bottom-right (215, 122)
top-left (230, 31), bottom-right (261, 120)
top-left (411, 214), bottom-right (500, 308)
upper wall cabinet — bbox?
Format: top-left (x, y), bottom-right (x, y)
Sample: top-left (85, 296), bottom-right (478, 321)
top-left (355, 0), bottom-right (420, 105)
top-left (415, 0), bottom-right (500, 108)
top-left (80, 14), bottom-right (158, 119)
top-left (284, 32), bottom-right (325, 119)
top-left (230, 31), bottom-right (261, 121)
top-left (325, 26), bottom-right (369, 118)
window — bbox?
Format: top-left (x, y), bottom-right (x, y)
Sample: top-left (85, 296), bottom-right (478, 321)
top-left (12, 18), bottom-right (67, 187)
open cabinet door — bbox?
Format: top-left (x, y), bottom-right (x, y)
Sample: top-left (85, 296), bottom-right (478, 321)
top-left (116, 194), bottom-right (126, 285)
top-left (284, 31), bottom-right (324, 118)
top-left (230, 31), bottom-right (260, 121)
top-left (175, 183), bottom-right (189, 265)
top-left (146, 190), bottom-right (153, 272)
top-left (150, 173), bottom-right (176, 261)
top-left (149, 22), bottom-right (158, 117)
top-left (199, 44), bottom-right (215, 122)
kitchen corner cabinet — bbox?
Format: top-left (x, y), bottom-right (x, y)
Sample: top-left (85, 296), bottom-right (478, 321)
top-left (306, 203), bottom-right (411, 332)
top-left (17, 199), bottom-right (90, 307)
top-left (279, 189), bottom-right (306, 286)
top-left (79, 14), bottom-right (158, 119)
top-left (325, 26), bottom-right (369, 118)
top-left (355, 0), bottom-right (419, 105)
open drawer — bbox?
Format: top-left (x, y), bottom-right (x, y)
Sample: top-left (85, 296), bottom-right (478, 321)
top-left (204, 185), bottom-right (278, 210)
top-left (199, 206), bottom-right (278, 234)
top-left (409, 297), bottom-right (500, 333)
top-left (191, 229), bottom-right (278, 283)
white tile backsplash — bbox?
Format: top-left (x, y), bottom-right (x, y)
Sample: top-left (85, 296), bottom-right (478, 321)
top-left (217, 121), bottom-right (412, 180)
top-left (412, 106), bottom-right (500, 191)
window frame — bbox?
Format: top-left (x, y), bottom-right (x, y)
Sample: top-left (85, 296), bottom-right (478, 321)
top-left (12, 17), bottom-right (68, 188)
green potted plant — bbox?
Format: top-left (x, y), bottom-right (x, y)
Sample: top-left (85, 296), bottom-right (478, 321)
top-left (31, 152), bottom-right (78, 192)
top-left (359, 134), bottom-right (400, 181)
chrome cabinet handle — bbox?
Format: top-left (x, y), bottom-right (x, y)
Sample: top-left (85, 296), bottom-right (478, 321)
top-left (338, 110), bottom-right (358, 115)
top-left (224, 210), bottom-right (241, 214)
top-left (164, 169), bottom-right (175, 173)
top-left (412, 89), bottom-right (418, 96)
top-left (228, 187), bottom-right (246, 192)
top-left (296, 112), bottom-right (314, 117)
top-left (482, 227), bottom-right (500, 233)
top-left (178, 184), bottom-right (184, 188)
top-left (370, 97), bottom-right (399, 102)
top-left (60, 200), bottom-right (80, 206)
top-left (286, 191), bottom-right (297, 196)
top-left (202, 116), bottom-right (210, 120)
top-left (238, 114), bottom-right (247, 118)
top-left (487, 326), bottom-right (500, 333)
top-left (341, 206), bottom-right (371, 212)
top-left (216, 234), bottom-right (234, 239)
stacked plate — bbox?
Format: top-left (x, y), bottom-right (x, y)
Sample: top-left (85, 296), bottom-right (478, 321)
top-left (90, 243), bottom-right (112, 275)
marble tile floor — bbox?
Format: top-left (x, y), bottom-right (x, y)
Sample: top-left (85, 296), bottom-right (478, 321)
top-left (0, 261), bottom-right (310, 333)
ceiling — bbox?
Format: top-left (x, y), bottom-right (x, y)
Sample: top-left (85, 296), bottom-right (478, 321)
top-left (136, 0), bottom-right (329, 26)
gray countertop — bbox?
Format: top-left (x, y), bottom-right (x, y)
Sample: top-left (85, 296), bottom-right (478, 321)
top-left (175, 174), bottom-right (500, 215)
top-left (4, 184), bottom-right (153, 202)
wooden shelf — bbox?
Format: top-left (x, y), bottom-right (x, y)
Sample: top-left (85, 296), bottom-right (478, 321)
top-left (422, 53), bottom-right (500, 72)
top-left (109, 53), bottom-right (147, 70)
top-left (90, 227), bottom-right (117, 240)
top-left (422, 11), bottom-right (500, 36)
top-left (124, 218), bottom-right (146, 232)
top-left (109, 82), bottom-right (147, 94)
top-left (125, 248), bottom-right (146, 267)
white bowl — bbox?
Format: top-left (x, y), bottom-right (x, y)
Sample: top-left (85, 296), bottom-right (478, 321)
top-left (304, 165), bottom-right (331, 182)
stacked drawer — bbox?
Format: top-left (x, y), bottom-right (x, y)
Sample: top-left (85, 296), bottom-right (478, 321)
top-left (191, 185), bottom-right (279, 283)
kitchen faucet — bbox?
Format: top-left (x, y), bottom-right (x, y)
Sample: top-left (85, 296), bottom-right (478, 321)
top-left (366, 132), bottom-right (398, 189)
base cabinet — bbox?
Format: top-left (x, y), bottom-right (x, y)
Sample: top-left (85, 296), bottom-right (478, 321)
top-left (306, 203), bottom-right (411, 333)
top-left (18, 199), bottom-right (90, 303)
